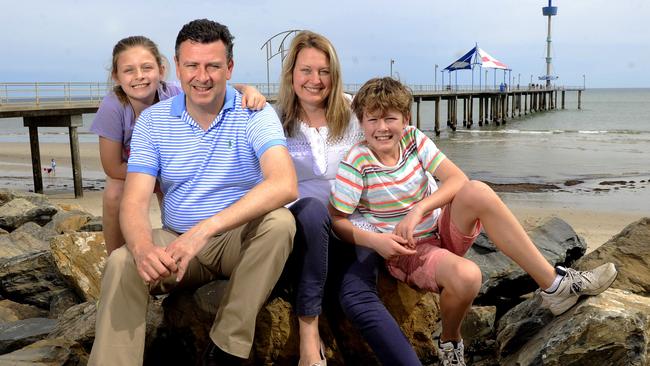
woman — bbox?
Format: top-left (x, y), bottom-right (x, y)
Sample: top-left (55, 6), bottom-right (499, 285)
top-left (277, 31), bottom-right (422, 366)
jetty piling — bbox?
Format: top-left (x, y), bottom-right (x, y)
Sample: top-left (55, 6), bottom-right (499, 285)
top-left (0, 82), bottom-right (585, 195)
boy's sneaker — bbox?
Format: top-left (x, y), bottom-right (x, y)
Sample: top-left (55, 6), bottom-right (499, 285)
top-left (437, 339), bottom-right (465, 366)
top-left (540, 262), bottom-right (618, 315)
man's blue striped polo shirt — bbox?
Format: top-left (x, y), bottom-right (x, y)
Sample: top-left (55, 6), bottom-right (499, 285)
top-left (127, 85), bottom-right (287, 233)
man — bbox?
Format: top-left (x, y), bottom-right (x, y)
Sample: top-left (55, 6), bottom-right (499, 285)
top-left (89, 19), bottom-right (297, 365)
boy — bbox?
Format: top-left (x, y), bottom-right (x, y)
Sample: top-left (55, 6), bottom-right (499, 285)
top-left (329, 77), bottom-right (617, 366)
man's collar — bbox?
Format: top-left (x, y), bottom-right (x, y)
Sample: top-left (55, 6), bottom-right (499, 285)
top-left (170, 84), bottom-right (236, 118)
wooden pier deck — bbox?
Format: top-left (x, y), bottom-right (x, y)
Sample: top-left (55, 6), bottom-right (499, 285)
top-left (0, 82), bottom-right (584, 196)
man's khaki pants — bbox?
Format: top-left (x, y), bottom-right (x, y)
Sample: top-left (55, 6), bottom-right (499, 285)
top-left (88, 208), bottom-right (295, 366)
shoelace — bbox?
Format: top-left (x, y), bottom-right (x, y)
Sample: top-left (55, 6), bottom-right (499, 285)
top-left (440, 344), bottom-right (464, 366)
top-left (564, 268), bottom-right (595, 294)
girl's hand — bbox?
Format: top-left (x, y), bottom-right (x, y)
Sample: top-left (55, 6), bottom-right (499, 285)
top-left (239, 85), bottom-right (267, 110)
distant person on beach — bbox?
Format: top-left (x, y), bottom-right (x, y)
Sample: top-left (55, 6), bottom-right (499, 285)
top-left (90, 35), bottom-right (266, 255)
top-left (276, 30), bottom-right (365, 366)
top-left (44, 158), bottom-right (56, 176)
top-left (328, 77), bottom-right (618, 366)
top-left (89, 19), bottom-right (297, 365)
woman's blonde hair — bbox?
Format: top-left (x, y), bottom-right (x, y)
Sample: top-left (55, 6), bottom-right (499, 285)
top-left (277, 31), bottom-right (350, 140)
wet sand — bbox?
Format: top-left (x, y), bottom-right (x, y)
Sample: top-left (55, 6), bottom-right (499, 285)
top-left (1, 141), bottom-right (646, 251)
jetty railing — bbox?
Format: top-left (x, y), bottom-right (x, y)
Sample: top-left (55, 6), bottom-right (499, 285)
top-left (0, 82), bottom-right (111, 106)
top-left (1, 81), bottom-right (580, 108)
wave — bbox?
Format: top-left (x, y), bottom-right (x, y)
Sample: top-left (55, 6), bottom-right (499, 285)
top-left (447, 128), bottom-right (646, 136)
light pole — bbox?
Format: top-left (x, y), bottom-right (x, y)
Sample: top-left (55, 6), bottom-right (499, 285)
top-left (441, 70), bottom-right (445, 90)
top-left (390, 59), bottom-right (395, 77)
top-left (434, 64), bottom-right (438, 90)
top-left (582, 74), bottom-right (586, 89)
top-left (484, 70), bottom-right (488, 90)
top-left (518, 73), bottom-right (521, 89)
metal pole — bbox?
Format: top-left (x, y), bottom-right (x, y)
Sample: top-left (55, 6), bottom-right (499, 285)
top-left (485, 70), bottom-right (488, 90)
top-left (583, 74), bottom-right (586, 89)
top-left (546, 5), bottom-right (552, 88)
top-left (434, 64), bottom-right (438, 90)
top-left (390, 59), bottom-right (394, 77)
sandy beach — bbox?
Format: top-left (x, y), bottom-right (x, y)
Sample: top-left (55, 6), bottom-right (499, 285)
top-left (1, 141), bottom-right (646, 252)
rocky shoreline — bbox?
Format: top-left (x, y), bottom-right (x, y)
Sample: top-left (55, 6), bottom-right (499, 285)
top-left (1, 188), bottom-right (649, 365)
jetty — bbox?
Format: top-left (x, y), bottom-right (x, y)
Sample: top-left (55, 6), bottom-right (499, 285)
top-left (0, 82), bottom-right (584, 197)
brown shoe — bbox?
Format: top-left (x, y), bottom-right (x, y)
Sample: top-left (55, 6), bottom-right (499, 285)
top-left (201, 341), bottom-right (243, 366)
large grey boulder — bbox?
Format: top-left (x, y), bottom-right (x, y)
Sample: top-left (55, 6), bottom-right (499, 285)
top-left (0, 251), bottom-right (80, 310)
top-left (467, 216), bottom-right (586, 305)
top-left (0, 189), bottom-right (52, 207)
top-left (576, 217), bottom-right (650, 296)
top-left (47, 298), bottom-right (164, 356)
top-left (44, 211), bottom-right (93, 235)
top-left (12, 222), bottom-right (58, 243)
top-left (497, 288), bottom-right (650, 365)
top-left (0, 198), bottom-right (57, 231)
top-left (0, 232), bottom-right (49, 264)
top-left (0, 338), bottom-right (88, 365)
top-left (0, 318), bottom-right (57, 355)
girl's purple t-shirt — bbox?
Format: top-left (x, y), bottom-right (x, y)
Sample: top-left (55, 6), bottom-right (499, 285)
top-left (90, 82), bottom-right (182, 162)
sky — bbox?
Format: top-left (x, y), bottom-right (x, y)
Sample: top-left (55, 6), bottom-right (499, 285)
top-left (1, 0), bottom-right (649, 88)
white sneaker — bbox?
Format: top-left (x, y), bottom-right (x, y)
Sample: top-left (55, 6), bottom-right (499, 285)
top-left (540, 262), bottom-right (618, 315)
top-left (437, 339), bottom-right (465, 366)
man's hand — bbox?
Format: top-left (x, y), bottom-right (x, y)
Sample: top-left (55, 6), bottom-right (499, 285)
top-left (132, 245), bottom-right (178, 283)
top-left (370, 232), bottom-right (417, 260)
top-left (164, 222), bottom-right (212, 282)
top-left (393, 206), bottom-right (426, 249)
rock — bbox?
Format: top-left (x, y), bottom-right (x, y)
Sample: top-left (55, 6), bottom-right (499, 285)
top-left (54, 203), bottom-right (85, 213)
top-left (467, 216), bottom-right (586, 306)
top-left (0, 300), bottom-right (48, 323)
top-left (0, 198), bottom-right (58, 231)
top-left (576, 217), bottom-right (650, 296)
top-left (0, 338), bottom-right (88, 365)
top-left (49, 289), bottom-right (82, 319)
top-left (376, 271), bottom-right (440, 361)
top-left (497, 288), bottom-right (650, 365)
top-left (160, 269), bottom-right (442, 365)
top-left (0, 251), bottom-right (80, 310)
top-left (78, 217), bottom-right (103, 232)
top-left (47, 302), bottom-right (97, 352)
top-left (0, 189), bottom-right (51, 207)
top-left (50, 232), bottom-right (106, 301)
top-left (0, 318), bottom-right (57, 355)
top-left (564, 179), bottom-right (584, 186)
top-left (44, 211), bottom-right (93, 234)
top-left (13, 222), bottom-right (58, 243)
top-left (0, 231), bottom-right (49, 263)
top-left (48, 298), bottom-right (164, 356)
top-left (461, 306), bottom-right (497, 362)
top-left (0, 229), bottom-right (7, 235)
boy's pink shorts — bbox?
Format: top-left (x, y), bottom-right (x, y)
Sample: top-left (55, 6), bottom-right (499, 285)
top-left (386, 204), bottom-right (482, 293)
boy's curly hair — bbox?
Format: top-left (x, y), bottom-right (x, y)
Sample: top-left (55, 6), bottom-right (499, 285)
top-left (351, 77), bottom-right (413, 121)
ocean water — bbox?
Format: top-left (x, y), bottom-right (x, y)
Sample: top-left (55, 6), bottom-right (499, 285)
top-left (1, 88), bottom-right (649, 213)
